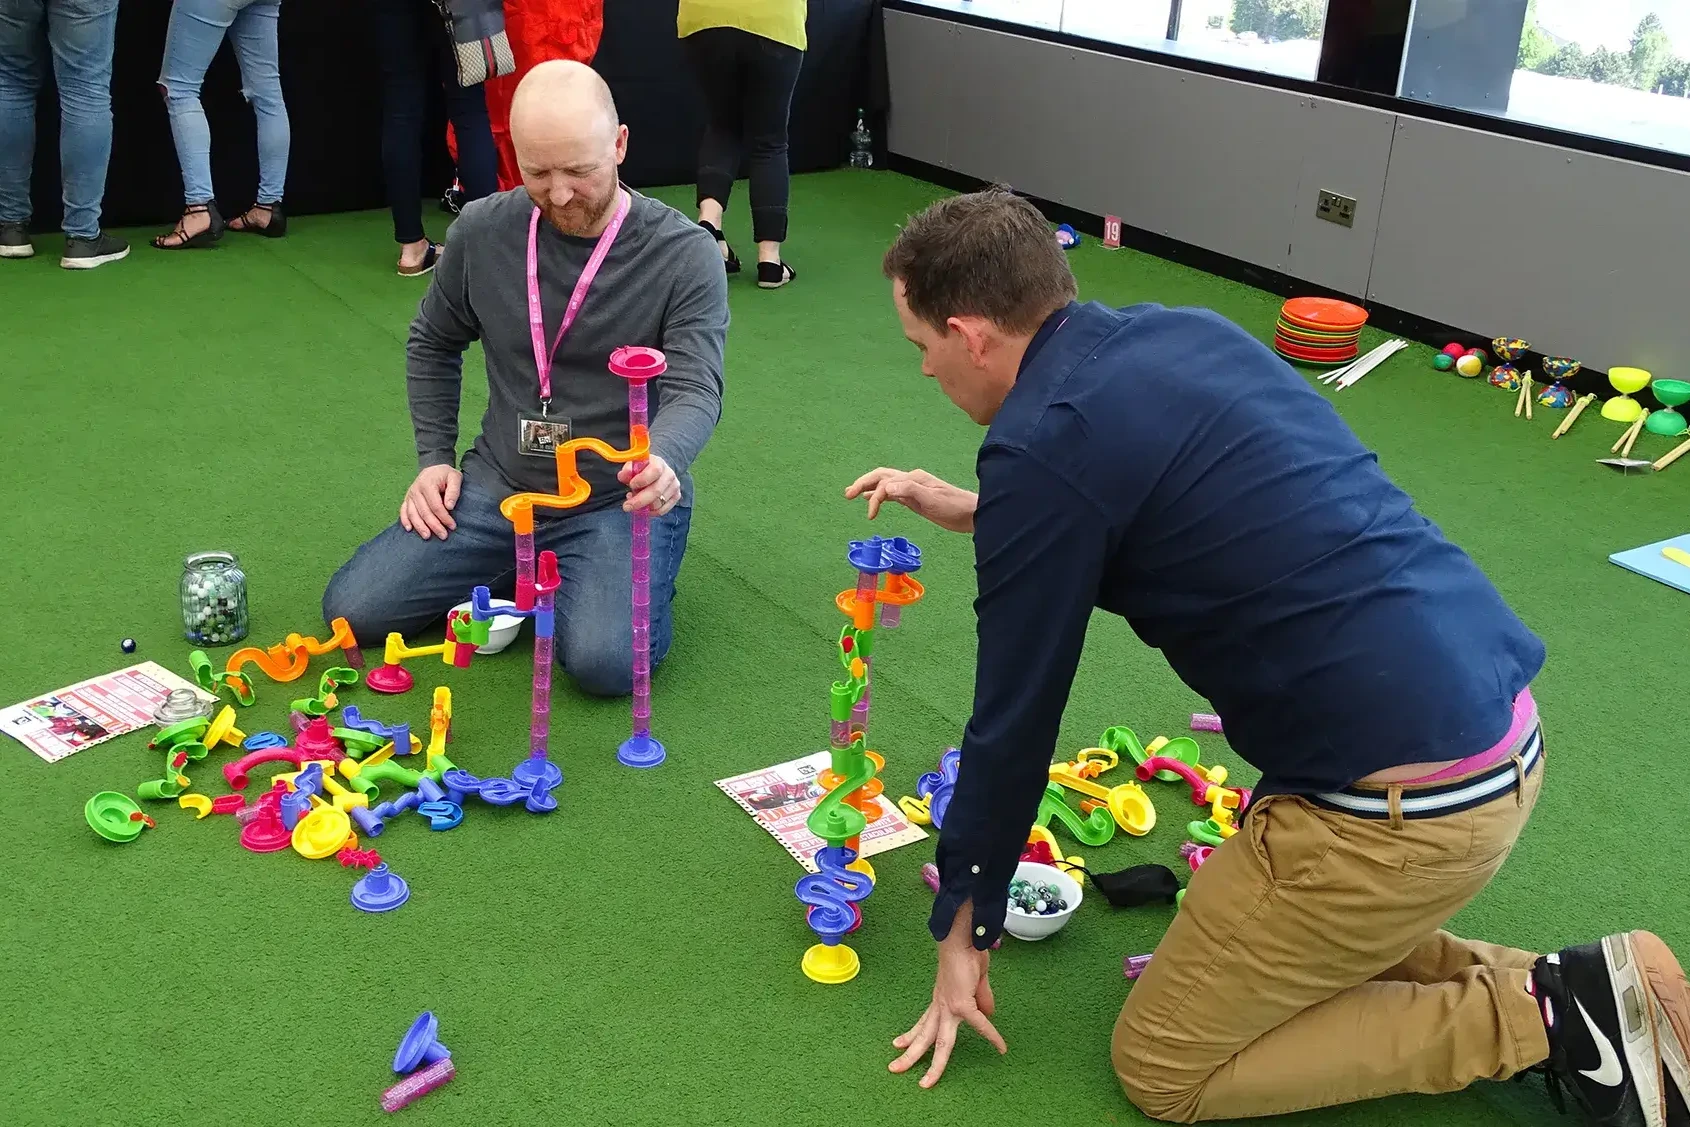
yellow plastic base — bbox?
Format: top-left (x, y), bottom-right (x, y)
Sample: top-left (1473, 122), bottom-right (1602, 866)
top-left (1603, 396), bottom-right (1644, 423)
top-left (802, 942), bottom-right (861, 984)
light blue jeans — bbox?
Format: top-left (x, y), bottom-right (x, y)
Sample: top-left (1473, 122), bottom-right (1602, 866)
top-left (0, 0), bottom-right (119, 239)
top-left (158, 0), bottom-right (289, 206)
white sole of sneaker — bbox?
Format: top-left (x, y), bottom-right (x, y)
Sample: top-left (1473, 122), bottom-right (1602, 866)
top-left (1610, 932), bottom-right (1670, 1127)
top-left (1634, 932), bottom-right (1690, 1112)
top-left (0, 243), bottom-right (34, 258)
top-left (60, 246), bottom-right (129, 269)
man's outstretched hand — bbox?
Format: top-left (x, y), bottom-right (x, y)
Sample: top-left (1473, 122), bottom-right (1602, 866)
top-left (401, 465), bottom-right (462, 540)
top-left (845, 468), bottom-right (978, 534)
top-left (890, 902), bottom-right (1007, 1088)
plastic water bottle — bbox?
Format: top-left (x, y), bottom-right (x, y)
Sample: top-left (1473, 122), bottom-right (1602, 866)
top-left (849, 109), bottom-right (874, 169)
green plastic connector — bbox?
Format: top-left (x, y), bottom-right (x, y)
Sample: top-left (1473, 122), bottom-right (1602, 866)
top-left (1034, 782), bottom-right (1117, 846)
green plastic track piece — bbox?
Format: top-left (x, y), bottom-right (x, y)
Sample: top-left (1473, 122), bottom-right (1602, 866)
top-left (331, 729), bottom-right (388, 755)
top-left (151, 717), bottom-right (209, 749)
top-left (1100, 725), bottom-right (1203, 783)
top-left (1035, 782), bottom-right (1117, 846)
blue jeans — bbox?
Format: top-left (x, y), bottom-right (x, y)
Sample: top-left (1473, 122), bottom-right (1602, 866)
top-left (0, 0), bottom-right (118, 238)
top-left (158, 0), bottom-right (289, 206)
top-left (369, 0), bottom-right (497, 244)
top-left (322, 475), bottom-right (693, 698)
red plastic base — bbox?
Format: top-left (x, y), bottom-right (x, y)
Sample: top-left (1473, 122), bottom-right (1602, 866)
top-left (365, 665), bottom-right (414, 695)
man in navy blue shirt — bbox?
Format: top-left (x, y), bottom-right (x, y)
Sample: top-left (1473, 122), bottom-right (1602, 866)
top-left (854, 188), bottom-right (1688, 1127)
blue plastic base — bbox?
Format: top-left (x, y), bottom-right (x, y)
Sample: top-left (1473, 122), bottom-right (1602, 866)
top-left (511, 756), bottom-right (563, 790)
top-left (617, 734), bottom-right (666, 768)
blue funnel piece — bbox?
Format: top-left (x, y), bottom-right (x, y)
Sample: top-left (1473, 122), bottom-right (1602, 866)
top-left (353, 863), bottom-right (411, 914)
top-left (393, 1011), bottom-right (449, 1073)
top-left (617, 734), bottom-right (666, 769)
top-left (846, 534), bottom-right (922, 575)
top-left (511, 755), bottom-right (562, 790)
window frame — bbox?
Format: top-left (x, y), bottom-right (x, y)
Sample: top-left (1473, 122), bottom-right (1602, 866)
top-left (883, 0), bottom-right (1690, 177)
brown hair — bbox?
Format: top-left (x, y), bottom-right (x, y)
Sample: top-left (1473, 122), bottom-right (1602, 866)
top-left (882, 186), bottom-right (1077, 335)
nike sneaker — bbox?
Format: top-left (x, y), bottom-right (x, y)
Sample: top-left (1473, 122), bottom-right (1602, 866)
top-left (1530, 932), bottom-right (1689, 1127)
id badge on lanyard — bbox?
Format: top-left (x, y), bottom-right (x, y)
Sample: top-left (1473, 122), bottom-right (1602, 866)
top-left (518, 190), bottom-right (631, 457)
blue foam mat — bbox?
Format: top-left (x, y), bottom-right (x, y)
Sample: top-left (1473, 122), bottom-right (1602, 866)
top-left (1608, 532), bottom-right (1690, 594)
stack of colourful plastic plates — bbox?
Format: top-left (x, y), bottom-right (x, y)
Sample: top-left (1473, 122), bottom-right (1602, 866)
top-left (1275, 297), bottom-right (1367, 367)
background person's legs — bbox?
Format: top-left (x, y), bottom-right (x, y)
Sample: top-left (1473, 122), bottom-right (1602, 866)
top-left (0, 0), bottom-right (46, 239)
top-left (47, 0), bottom-right (117, 239)
top-left (322, 476), bottom-right (517, 644)
top-left (544, 504), bottom-right (691, 698)
top-left (738, 33), bottom-right (802, 264)
top-left (369, 0), bottom-right (429, 248)
top-left (1113, 765), bottom-right (1546, 1123)
top-left (683, 27), bottom-right (744, 255)
top-left (225, 0), bottom-right (288, 206)
top-left (435, 23), bottom-right (497, 204)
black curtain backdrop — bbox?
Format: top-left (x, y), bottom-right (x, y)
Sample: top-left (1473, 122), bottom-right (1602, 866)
top-left (27, 0), bottom-right (880, 232)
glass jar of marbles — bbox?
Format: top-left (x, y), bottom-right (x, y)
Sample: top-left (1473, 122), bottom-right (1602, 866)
top-left (180, 551), bottom-right (248, 646)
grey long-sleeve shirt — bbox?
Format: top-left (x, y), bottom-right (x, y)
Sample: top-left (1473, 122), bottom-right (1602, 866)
top-left (406, 187), bottom-right (728, 512)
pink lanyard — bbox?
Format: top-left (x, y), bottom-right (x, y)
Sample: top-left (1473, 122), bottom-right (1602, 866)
top-left (526, 190), bottom-right (630, 410)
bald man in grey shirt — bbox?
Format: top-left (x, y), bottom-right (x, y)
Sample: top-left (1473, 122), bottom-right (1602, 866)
top-left (323, 61), bottom-right (728, 696)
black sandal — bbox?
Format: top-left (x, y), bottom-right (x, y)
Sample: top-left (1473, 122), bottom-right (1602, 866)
top-left (152, 202), bottom-right (225, 250)
top-left (228, 202), bottom-right (286, 238)
top-left (699, 219), bottom-right (741, 274)
top-left (757, 260), bottom-right (796, 289)
top-left (398, 242), bottom-right (443, 277)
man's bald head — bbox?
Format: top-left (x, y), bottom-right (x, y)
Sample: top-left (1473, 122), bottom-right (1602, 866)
top-left (511, 60), bottom-right (629, 237)
top-left (510, 60), bottom-right (618, 147)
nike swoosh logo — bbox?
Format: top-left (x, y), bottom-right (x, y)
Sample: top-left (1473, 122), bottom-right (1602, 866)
top-left (1577, 999), bottom-right (1627, 1088)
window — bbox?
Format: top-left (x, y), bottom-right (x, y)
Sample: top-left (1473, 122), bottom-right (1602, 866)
top-left (897, 1), bottom-right (1330, 79)
top-left (1402, 0), bottom-right (1690, 157)
top-left (1175, 0), bottom-right (1330, 79)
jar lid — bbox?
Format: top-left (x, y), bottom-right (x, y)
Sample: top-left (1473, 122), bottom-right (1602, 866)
top-left (184, 551), bottom-right (240, 570)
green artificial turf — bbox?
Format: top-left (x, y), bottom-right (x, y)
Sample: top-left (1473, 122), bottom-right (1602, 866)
top-left (0, 170), bottom-right (1685, 1127)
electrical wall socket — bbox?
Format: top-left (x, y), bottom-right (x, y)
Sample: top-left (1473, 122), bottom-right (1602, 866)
top-left (1316, 190), bottom-right (1357, 228)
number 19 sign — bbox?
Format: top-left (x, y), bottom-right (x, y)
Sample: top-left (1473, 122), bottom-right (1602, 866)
top-left (1103, 215), bottom-right (1123, 250)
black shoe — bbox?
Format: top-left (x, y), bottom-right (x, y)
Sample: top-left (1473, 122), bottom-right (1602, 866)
top-left (228, 202), bottom-right (286, 238)
top-left (0, 221), bottom-right (33, 259)
top-left (757, 260), bottom-right (795, 289)
top-left (698, 219), bottom-right (740, 274)
top-left (60, 231), bottom-right (129, 269)
top-left (1531, 932), bottom-right (1686, 1127)
top-left (152, 202), bottom-right (225, 251)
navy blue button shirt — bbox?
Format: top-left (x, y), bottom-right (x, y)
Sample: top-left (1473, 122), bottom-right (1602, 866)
top-left (929, 301), bottom-right (1545, 948)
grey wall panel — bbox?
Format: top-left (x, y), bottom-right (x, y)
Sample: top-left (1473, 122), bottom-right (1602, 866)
top-left (882, 10), bottom-right (1394, 298)
top-left (1369, 118), bottom-right (1690, 372)
top-left (883, 13), bottom-right (956, 171)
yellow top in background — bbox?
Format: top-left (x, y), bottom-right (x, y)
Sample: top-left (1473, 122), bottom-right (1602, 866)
top-left (678, 0), bottom-right (808, 52)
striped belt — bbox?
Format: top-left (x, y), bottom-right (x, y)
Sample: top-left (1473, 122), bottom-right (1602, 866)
top-left (1309, 725), bottom-right (1543, 820)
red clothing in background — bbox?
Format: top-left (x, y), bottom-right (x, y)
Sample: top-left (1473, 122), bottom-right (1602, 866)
top-left (449, 0), bottom-right (604, 189)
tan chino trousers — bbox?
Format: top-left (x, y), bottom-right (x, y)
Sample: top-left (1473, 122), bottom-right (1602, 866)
top-left (1114, 748), bottom-right (1549, 1121)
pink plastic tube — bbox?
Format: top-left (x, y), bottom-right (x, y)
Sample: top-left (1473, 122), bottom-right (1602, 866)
top-left (381, 1056), bottom-right (455, 1112)
top-left (629, 374), bottom-right (651, 744)
top-left (514, 530), bottom-right (536, 612)
top-left (1190, 712), bottom-right (1223, 733)
top-left (610, 346), bottom-right (667, 768)
top-left (1137, 756), bottom-right (1217, 805)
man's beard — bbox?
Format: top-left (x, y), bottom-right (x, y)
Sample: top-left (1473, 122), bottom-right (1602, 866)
top-left (543, 183), bottom-right (618, 237)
